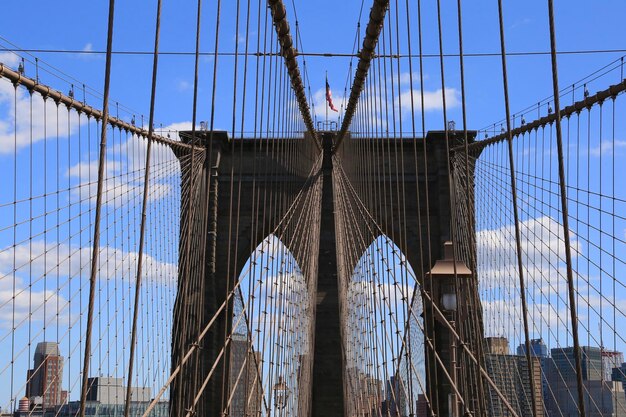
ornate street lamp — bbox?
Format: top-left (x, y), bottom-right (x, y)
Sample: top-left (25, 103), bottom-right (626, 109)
top-left (424, 241), bottom-right (472, 417)
top-left (273, 376), bottom-right (289, 411)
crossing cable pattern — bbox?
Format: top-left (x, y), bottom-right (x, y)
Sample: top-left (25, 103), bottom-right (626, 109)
top-left (327, 0), bottom-right (626, 417)
top-left (330, 0), bottom-right (497, 415)
top-left (453, 70), bottom-right (626, 417)
top-left (0, 56), bottom-right (187, 416)
top-left (0, 0), bottom-right (324, 415)
top-left (448, 1), bottom-right (626, 415)
top-left (165, 0), bottom-right (323, 416)
top-left (2, 1), bottom-right (626, 417)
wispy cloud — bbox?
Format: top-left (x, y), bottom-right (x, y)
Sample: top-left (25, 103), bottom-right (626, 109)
top-left (398, 87), bottom-right (460, 113)
top-left (77, 42), bottom-right (101, 61)
top-left (0, 239), bottom-right (177, 328)
top-left (175, 79), bottom-right (191, 92)
top-left (398, 71), bottom-right (427, 86)
top-left (0, 78), bottom-right (78, 154)
top-left (0, 240), bottom-right (177, 285)
top-left (511, 17), bottom-right (532, 30)
top-left (0, 52), bottom-right (20, 67)
top-left (66, 133), bottom-right (178, 207)
top-left (589, 139), bottom-right (626, 157)
top-left (311, 87), bottom-right (346, 120)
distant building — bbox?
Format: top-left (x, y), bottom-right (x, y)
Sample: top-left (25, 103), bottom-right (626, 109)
top-left (517, 339), bottom-right (549, 411)
top-left (602, 349), bottom-right (624, 382)
top-left (85, 377), bottom-right (151, 405)
top-left (20, 376), bottom-right (154, 417)
top-left (361, 375), bottom-right (383, 416)
top-left (551, 346), bottom-right (603, 382)
top-left (52, 401), bottom-right (168, 417)
top-left (345, 367), bottom-right (383, 416)
top-left (544, 346), bottom-right (626, 417)
top-left (25, 342), bottom-right (67, 410)
top-left (228, 336), bottom-right (263, 417)
top-left (484, 337), bottom-right (544, 417)
top-left (385, 374), bottom-right (408, 417)
top-left (517, 339), bottom-right (549, 358)
top-left (612, 362), bottom-right (626, 393)
top-left (486, 337), bottom-right (511, 355)
top-left (416, 394), bottom-right (429, 417)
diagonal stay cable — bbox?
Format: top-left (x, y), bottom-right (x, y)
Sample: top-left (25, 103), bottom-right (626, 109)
top-left (334, 158), bottom-right (522, 417)
top-left (78, 1), bottom-right (116, 416)
top-left (334, 0), bottom-right (390, 152)
top-left (267, 0), bottom-right (320, 150)
top-left (123, 0), bottom-right (163, 415)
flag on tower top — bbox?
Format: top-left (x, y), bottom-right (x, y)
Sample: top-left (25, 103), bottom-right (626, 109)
top-left (326, 77), bottom-right (339, 112)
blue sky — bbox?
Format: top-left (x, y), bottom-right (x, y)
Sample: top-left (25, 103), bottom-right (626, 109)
top-left (0, 0), bottom-right (625, 412)
top-left (0, 0), bottom-right (625, 133)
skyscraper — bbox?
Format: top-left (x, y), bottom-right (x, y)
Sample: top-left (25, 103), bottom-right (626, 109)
top-left (602, 349), bottom-right (624, 383)
top-left (228, 335), bottom-right (262, 417)
top-left (544, 346), bottom-right (626, 417)
top-left (484, 337), bottom-right (544, 417)
top-left (516, 339), bottom-right (549, 358)
top-left (516, 339), bottom-right (549, 413)
top-left (486, 336), bottom-right (510, 355)
top-left (384, 374), bottom-right (408, 417)
top-left (25, 342), bottom-right (67, 409)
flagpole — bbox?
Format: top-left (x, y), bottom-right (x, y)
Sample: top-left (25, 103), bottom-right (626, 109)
top-left (325, 70), bottom-right (328, 129)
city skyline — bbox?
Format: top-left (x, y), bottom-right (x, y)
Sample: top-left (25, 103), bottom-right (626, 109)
top-left (0, 0), bottom-right (624, 415)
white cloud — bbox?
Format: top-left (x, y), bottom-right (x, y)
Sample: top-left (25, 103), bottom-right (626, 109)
top-left (589, 139), bottom-right (626, 157)
top-left (0, 240), bottom-right (177, 285)
top-left (247, 234), bottom-right (288, 263)
top-left (398, 71), bottom-right (427, 86)
top-left (66, 132), bottom-right (178, 206)
top-left (159, 121), bottom-right (193, 133)
top-left (234, 33), bottom-right (246, 46)
top-left (473, 215), bottom-right (626, 347)
top-left (477, 216), bottom-right (581, 274)
top-left (511, 17), bottom-right (532, 30)
top-left (326, 85), bottom-right (460, 135)
top-left (0, 277), bottom-right (71, 329)
top-left (398, 87), bottom-right (460, 113)
top-left (0, 239), bottom-right (176, 329)
top-left (76, 43), bottom-right (101, 61)
top-left (0, 78), bottom-right (79, 154)
top-left (312, 87), bottom-right (345, 120)
top-left (175, 80), bottom-right (191, 92)
top-left (348, 279), bottom-right (415, 317)
top-left (0, 52), bottom-right (20, 67)
top-left (482, 298), bottom-right (569, 341)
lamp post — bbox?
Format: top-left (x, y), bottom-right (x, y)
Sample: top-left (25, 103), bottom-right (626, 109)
top-left (273, 376), bottom-right (290, 413)
top-left (424, 241), bottom-right (471, 417)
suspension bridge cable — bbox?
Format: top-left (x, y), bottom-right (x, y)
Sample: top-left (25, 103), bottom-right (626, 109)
top-left (79, 1), bottom-right (116, 416)
top-left (123, 0), bottom-right (163, 415)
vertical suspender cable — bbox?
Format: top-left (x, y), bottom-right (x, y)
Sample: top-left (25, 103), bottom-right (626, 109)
top-left (189, 0), bottom-right (205, 408)
top-left (79, 1), bottom-right (116, 416)
top-left (174, 0), bottom-right (204, 412)
top-left (124, 0), bottom-right (163, 415)
top-left (546, 0), bottom-right (586, 415)
top-left (495, 2), bottom-right (538, 417)
top-left (434, 0), bottom-right (469, 414)
top-left (415, 0), bottom-right (439, 409)
top-left (454, 1), bottom-right (489, 415)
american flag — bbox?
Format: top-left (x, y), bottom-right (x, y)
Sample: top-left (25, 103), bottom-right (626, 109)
top-left (326, 78), bottom-right (339, 112)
